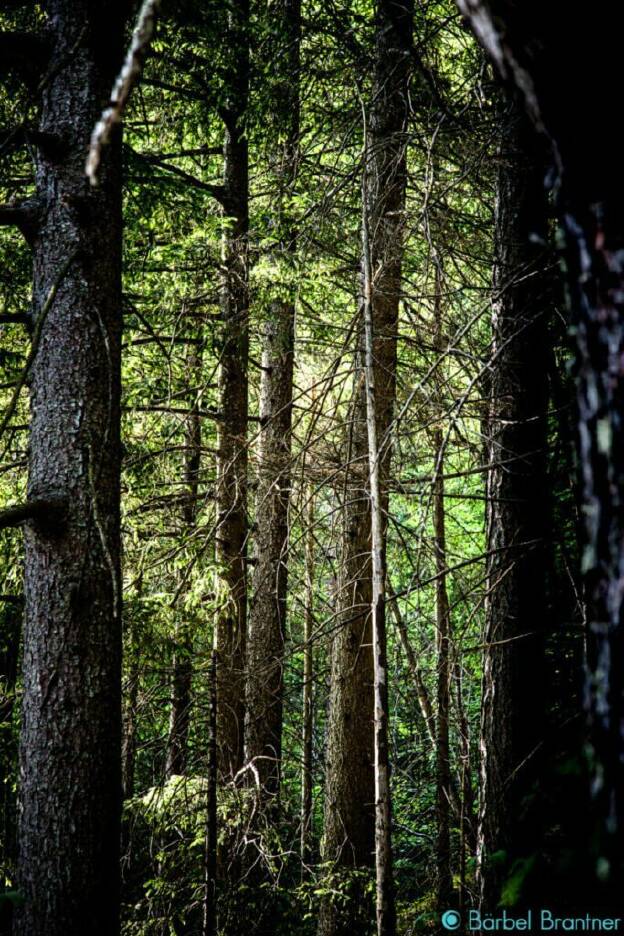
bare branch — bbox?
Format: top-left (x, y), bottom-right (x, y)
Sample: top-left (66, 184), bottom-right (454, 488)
top-left (0, 197), bottom-right (42, 244)
top-left (0, 32), bottom-right (50, 88)
top-left (0, 498), bottom-right (67, 532)
top-left (86, 0), bottom-right (161, 186)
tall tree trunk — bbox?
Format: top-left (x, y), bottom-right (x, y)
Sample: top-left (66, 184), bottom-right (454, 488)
top-left (318, 3), bottom-right (412, 933)
top-left (13, 4), bottom-right (126, 933)
top-left (458, 0), bottom-right (624, 892)
top-left (0, 597), bottom-right (20, 881)
top-left (202, 650), bottom-right (218, 936)
top-left (432, 261), bottom-right (453, 912)
top-left (245, 0), bottom-right (300, 797)
top-left (434, 431), bottom-right (452, 910)
top-left (388, 587), bottom-right (476, 851)
top-left (476, 96), bottom-right (550, 908)
top-left (454, 654), bottom-right (473, 914)
top-left (214, 0), bottom-right (250, 781)
top-left (362, 157), bottom-right (395, 936)
top-left (166, 339), bottom-right (202, 778)
top-left (301, 479), bottom-right (315, 869)
top-left (122, 614), bottom-right (139, 802)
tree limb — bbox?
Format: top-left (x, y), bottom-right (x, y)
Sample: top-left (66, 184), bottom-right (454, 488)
top-left (0, 498), bottom-right (67, 532)
top-left (0, 313), bottom-right (29, 327)
top-left (0, 197), bottom-right (43, 245)
top-left (0, 32), bottom-right (51, 88)
top-left (87, 0), bottom-right (161, 185)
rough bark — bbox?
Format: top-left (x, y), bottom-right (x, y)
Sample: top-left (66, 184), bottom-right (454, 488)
top-left (476, 97), bottom-right (549, 908)
top-left (455, 18), bottom-right (624, 893)
top-left (214, 0), bottom-right (249, 781)
top-left (0, 599), bottom-right (20, 880)
top-left (245, 0), bottom-right (300, 797)
top-left (318, 3), bottom-right (412, 933)
top-left (14, 3), bottom-right (126, 934)
top-left (362, 160), bottom-right (395, 936)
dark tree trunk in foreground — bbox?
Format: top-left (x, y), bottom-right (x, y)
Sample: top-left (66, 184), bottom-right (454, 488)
top-left (214, 0), bottom-right (250, 781)
top-left (319, 3), bottom-right (412, 933)
top-left (477, 96), bottom-right (550, 907)
top-left (6, 3), bottom-right (127, 933)
top-left (458, 0), bottom-right (624, 899)
top-left (245, 0), bottom-right (300, 798)
top-left (0, 598), bottom-right (20, 879)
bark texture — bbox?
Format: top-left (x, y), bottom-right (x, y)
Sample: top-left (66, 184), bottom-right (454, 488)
top-left (0, 599), bottom-right (20, 880)
top-left (214, 0), bottom-right (250, 781)
top-left (318, 3), bottom-right (412, 932)
top-left (15, 3), bottom-right (126, 934)
top-left (245, 0), bottom-right (300, 797)
top-left (477, 98), bottom-right (549, 908)
top-left (459, 0), bottom-right (624, 896)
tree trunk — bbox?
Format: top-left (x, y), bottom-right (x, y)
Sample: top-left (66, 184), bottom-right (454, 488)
top-left (362, 153), bottom-right (396, 936)
top-left (122, 615), bottom-right (139, 802)
top-left (318, 3), bottom-right (412, 933)
top-left (476, 95), bottom-right (550, 908)
top-left (301, 479), bottom-right (315, 869)
top-left (166, 339), bottom-right (202, 778)
top-left (432, 260), bottom-right (453, 912)
top-left (454, 654), bottom-right (473, 914)
top-left (434, 428), bottom-right (452, 910)
top-left (202, 650), bottom-right (218, 936)
top-left (245, 0), bottom-right (300, 798)
top-left (15, 3), bottom-right (126, 934)
top-left (0, 598), bottom-right (20, 880)
top-left (214, 0), bottom-right (250, 781)
top-left (388, 587), bottom-right (476, 851)
top-left (456, 2), bottom-right (624, 890)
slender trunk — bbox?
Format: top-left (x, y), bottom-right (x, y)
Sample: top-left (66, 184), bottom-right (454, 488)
top-left (301, 480), bottom-right (315, 869)
top-left (454, 655), bottom-right (473, 914)
top-left (245, 0), bottom-right (300, 797)
top-left (434, 425), bottom-right (452, 910)
top-left (214, 0), bottom-right (249, 781)
top-left (362, 165), bottom-right (395, 936)
top-left (318, 3), bottom-right (412, 933)
top-left (202, 650), bottom-right (218, 936)
top-left (433, 260), bottom-right (453, 910)
top-left (388, 589), bottom-right (436, 744)
top-left (122, 619), bottom-right (139, 802)
top-left (476, 97), bottom-right (549, 908)
top-left (166, 339), bottom-right (202, 778)
top-left (15, 4), bottom-right (126, 933)
top-left (388, 588), bottom-right (475, 848)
